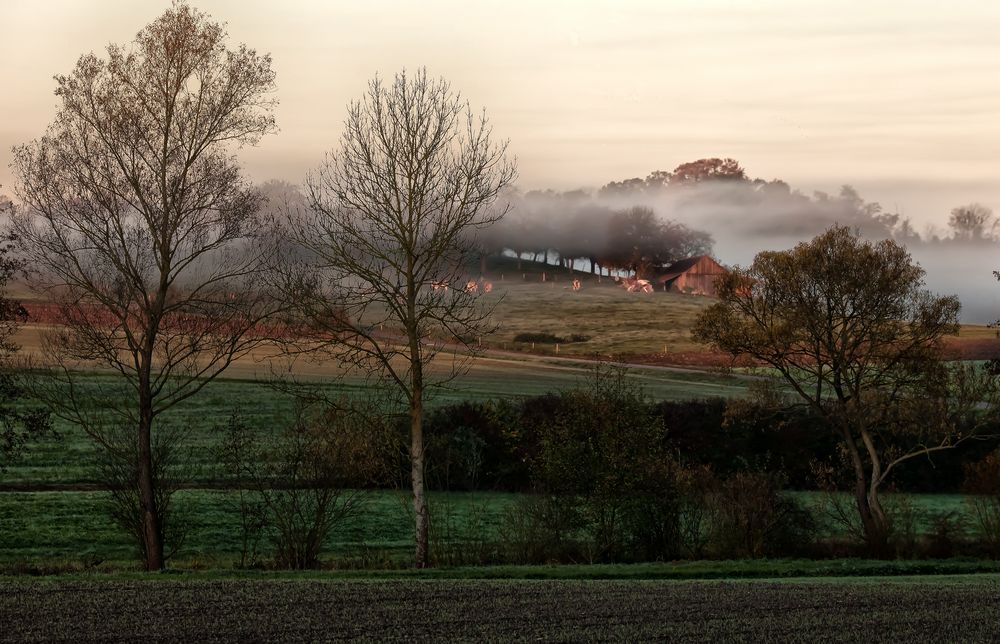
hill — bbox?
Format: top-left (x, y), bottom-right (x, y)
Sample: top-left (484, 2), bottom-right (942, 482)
top-left (7, 254), bottom-right (998, 369)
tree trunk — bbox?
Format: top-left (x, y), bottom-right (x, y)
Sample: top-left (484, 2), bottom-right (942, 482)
top-left (139, 279), bottom-right (166, 571)
top-left (137, 397), bottom-right (164, 571)
top-left (854, 487), bottom-right (890, 557)
top-left (406, 273), bottom-right (430, 568)
top-left (841, 426), bottom-right (891, 556)
top-left (516, 254), bottom-right (522, 271)
top-left (410, 384), bottom-right (429, 568)
top-left (479, 253), bottom-right (487, 278)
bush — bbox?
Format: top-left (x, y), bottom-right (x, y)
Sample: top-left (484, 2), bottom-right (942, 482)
top-left (513, 332), bottom-right (564, 344)
top-left (219, 405), bottom-right (380, 569)
top-left (656, 398), bottom-right (838, 488)
top-left (93, 422), bottom-right (193, 565)
top-left (512, 332), bottom-right (590, 344)
top-left (423, 400), bottom-right (523, 492)
top-left (524, 364), bottom-right (688, 562)
top-left (704, 472), bottom-right (816, 559)
top-left (498, 494), bottom-right (587, 564)
top-left (925, 511), bottom-right (966, 559)
top-left (964, 448), bottom-right (1000, 555)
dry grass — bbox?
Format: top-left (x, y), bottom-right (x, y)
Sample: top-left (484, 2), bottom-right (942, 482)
top-left (10, 260), bottom-right (996, 370)
top-left (483, 277), bottom-right (713, 357)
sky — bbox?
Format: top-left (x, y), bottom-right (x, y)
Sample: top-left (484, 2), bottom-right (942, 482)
top-left (2, 0), bottom-right (999, 234)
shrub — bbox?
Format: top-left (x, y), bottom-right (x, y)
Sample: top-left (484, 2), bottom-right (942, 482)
top-left (423, 400), bottom-right (523, 491)
top-left (498, 494), bottom-right (587, 564)
top-left (525, 364), bottom-right (688, 562)
top-left (219, 405), bottom-right (379, 569)
top-left (513, 332), bottom-right (564, 344)
top-left (925, 511), bottom-right (966, 559)
top-left (93, 422), bottom-right (193, 565)
top-left (704, 472), bottom-right (815, 559)
top-left (512, 332), bottom-right (590, 344)
top-left (964, 448), bottom-right (1000, 555)
top-left (653, 398), bottom-right (839, 489)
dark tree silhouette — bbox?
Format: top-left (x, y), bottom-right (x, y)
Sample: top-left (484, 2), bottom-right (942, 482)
top-left (670, 158), bottom-right (747, 184)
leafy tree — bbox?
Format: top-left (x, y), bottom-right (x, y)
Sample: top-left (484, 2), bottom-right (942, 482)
top-left (569, 204), bottom-right (615, 274)
top-left (599, 170), bottom-right (672, 198)
top-left (285, 68), bottom-right (515, 567)
top-left (11, 3), bottom-right (280, 570)
top-left (949, 203), bottom-right (996, 242)
top-left (604, 206), bottom-right (712, 277)
top-left (605, 206), bottom-right (662, 275)
top-left (598, 176), bottom-right (648, 198)
top-left (693, 226), bottom-right (995, 554)
top-left (831, 185), bottom-right (901, 236)
top-left (670, 157), bottom-right (746, 184)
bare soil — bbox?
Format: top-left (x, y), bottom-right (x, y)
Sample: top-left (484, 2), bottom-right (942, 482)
top-left (2, 576), bottom-right (999, 642)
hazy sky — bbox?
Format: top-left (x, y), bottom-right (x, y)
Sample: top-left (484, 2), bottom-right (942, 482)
top-left (2, 0), bottom-right (999, 231)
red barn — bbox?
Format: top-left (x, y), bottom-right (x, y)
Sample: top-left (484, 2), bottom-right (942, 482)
top-left (655, 255), bottom-right (727, 296)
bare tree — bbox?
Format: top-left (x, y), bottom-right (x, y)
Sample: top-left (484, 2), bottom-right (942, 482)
top-left (11, 3), bottom-right (279, 570)
top-left (285, 68), bottom-right (515, 567)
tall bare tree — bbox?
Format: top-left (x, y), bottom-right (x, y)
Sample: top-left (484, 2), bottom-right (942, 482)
top-left (11, 3), bottom-right (279, 570)
top-left (285, 68), bottom-right (515, 567)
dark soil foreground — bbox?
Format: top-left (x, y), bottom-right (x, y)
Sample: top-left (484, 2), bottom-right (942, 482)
top-left (2, 577), bottom-right (1000, 642)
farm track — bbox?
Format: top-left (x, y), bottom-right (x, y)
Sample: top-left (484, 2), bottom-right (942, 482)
top-left (11, 320), bottom-right (755, 391)
top-left (2, 576), bottom-right (999, 642)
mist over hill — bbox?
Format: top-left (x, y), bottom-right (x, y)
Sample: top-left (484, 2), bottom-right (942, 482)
top-left (8, 154), bottom-right (997, 324)
top-left (493, 159), bottom-right (1000, 324)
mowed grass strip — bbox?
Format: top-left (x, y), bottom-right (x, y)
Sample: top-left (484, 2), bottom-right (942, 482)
top-left (0, 489), bottom-right (984, 568)
top-left (0, 489), bottom-right (518, 566)
top-left (1, 364), bottom-right (750, 487)
top-left (2, 576), bottom-right (999, 641)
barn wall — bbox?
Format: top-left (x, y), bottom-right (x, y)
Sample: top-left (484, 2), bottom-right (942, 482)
top-left (669, 258), bottom-right (726, 296)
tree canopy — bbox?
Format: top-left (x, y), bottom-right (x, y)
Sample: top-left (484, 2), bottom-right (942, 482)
top-left (693, 226), bottom-right (994, 554)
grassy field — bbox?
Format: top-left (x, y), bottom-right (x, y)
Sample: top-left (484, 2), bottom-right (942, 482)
top-left (0, 363), bottom-right (751, 487)
top-left (3, 575), bottom-right (1000, 641)
top-left (12, 256), bottom-right (997, 368)
top-left (0, 489), bottom-right (518, 566)
top-left (464, 256), bottom-right (998, 360)
top-left (0, 487), bottom-right (983, 569)
top-left (482, 264), bottom-right (714, 357)
top-left (3, 261), bottom-right (998, 591)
